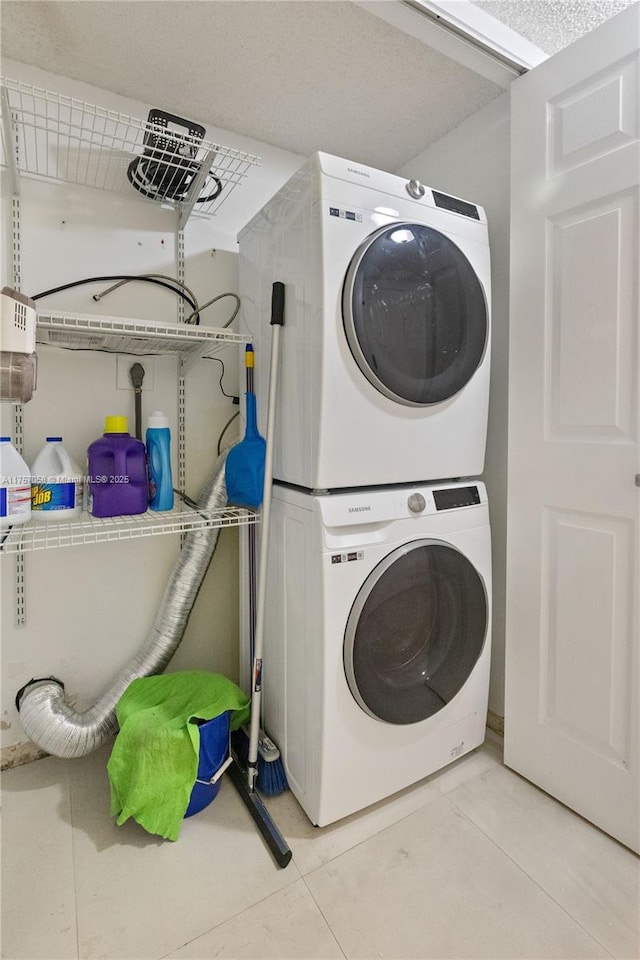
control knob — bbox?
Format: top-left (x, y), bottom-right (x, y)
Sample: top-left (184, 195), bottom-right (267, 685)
top-left (408, 493), bottom-right (426, 513)
top-left (406, 179), bottom-right (426, 200)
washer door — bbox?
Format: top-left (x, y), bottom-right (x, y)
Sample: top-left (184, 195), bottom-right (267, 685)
top-left (343, 222), bottom-right (488, 406)
top-left (344, 540), bottom-right (487, 724)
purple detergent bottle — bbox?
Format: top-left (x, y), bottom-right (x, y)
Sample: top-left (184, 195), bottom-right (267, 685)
top-left (87, 415), bottom-right (148, 518)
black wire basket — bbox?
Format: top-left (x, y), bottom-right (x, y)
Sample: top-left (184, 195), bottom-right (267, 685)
top-left (127, 109), bottom-right (222, 205)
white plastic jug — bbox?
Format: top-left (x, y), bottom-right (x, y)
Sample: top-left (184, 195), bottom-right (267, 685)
top-left (30, 437), bottom-right (83, 521)
top-left (0, 437), bottom-right (31, 530)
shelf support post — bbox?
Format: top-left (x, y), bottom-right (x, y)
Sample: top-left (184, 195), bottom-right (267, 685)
top-left (3, 90), bottom-right (27, 625)
top-left (177, 221), bottom-right (187, 544)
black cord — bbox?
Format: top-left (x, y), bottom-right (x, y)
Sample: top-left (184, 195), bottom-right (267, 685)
top-left (38, 346), bottom-right (166, 357)
top-left (202, 356), bottom-right (238, 400)
top-left (32, 275), bottom-right (201, 324)
top-left (127, 157), bottom-right (222, 205)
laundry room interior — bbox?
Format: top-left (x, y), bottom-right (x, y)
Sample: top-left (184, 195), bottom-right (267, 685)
top-left (0, 2), bottom-right (638, 959)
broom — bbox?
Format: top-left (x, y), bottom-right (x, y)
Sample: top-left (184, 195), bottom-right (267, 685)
top-left (226, 340), bottom-right (287, 796)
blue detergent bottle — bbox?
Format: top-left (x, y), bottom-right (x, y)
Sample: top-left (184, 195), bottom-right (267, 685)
top-left (146, 411), bottom-right (174, 511)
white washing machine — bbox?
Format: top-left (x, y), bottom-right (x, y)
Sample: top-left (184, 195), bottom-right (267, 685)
top-left (254, 479), bottom-right (492, 827)
top-left (238, 152), bottom-right (491, 490)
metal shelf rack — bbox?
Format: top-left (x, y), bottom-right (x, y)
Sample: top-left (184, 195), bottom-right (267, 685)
top-left (0, 309), bottom-right (254, 554)
top-left (36, 310), bottom-right (250, 373)
top-left (0, 506), bottom-right (258, 556)
top-left (1, 78), bottom-right (257, 618)
top-left (0, 76), bottom-right (260, 227)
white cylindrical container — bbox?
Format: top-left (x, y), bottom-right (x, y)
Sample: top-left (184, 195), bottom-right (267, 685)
top-left (0, 437), bottom-right (31, 530)
top-left (30, 437), bottom-right (83, 521)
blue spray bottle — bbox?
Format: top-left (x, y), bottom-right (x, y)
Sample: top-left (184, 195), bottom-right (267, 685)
top-left (146, 411), bottom-right (174, 511)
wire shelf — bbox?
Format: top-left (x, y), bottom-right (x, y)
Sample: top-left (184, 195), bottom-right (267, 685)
top-left (1, 77), bottom-right (260, 225)
top-left (0, 505), bottom-right (258, 555)
top-left (36, 311), bottom-right (249, 366)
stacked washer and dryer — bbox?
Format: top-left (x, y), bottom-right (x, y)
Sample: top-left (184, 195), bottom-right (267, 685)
top-left (238, 153), bottom-right (492, 827)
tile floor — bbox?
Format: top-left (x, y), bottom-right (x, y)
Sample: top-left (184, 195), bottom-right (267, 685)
top-left (1, 732), bottom-right (638, 960)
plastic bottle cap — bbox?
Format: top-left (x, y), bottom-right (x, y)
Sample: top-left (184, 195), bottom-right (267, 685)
top-left (104, 415), bottom-right (128, 434)
top-left (46, 437), bottom-right (63, 442)
top-left (147, 411), bottom-right (170, 429)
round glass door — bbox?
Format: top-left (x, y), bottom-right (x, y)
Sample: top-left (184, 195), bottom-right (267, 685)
top-left (344, 540), bottom-right (487, 724)
top-left (342, 223), bottom-right (488, 406)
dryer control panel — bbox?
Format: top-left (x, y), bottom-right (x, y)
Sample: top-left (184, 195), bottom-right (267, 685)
top-left (432, 190), bottom-right (481, 220)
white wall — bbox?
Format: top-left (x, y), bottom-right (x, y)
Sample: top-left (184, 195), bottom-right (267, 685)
top-left (1, 60), bottom-right (304, 753)
top-left (397, 93), bottom-right (511, 717)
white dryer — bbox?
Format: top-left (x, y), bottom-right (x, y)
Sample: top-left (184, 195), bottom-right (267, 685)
top-left (238, 152), bottom-right (491, 490)
top-left (257, 479), bottom-right (492, 827)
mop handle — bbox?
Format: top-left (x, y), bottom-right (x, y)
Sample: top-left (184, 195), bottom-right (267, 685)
top-left (247, 282), bottom-right (285, 790)
top-left (246, 345), bottom-right (257, 664)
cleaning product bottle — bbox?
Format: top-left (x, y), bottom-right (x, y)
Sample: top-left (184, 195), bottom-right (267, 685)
top-left (145, 411), bottom-right (174, 511)
top-left (87, 416), bottom-right (148, 518)
top-left (30, 438), bottom-right (83, 521)
top-left (0, 437), bottom-right (31, 530)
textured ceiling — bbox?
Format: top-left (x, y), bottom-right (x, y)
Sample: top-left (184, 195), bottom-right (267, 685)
top-left (0, 0), bottom-right (504, 172)
top-left (473, 0), bottom-right (636, 55)
top-left (1, 0), bottom-right (634, 170)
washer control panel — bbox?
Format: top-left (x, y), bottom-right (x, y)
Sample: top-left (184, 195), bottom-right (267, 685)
top-left (318, 481), bottom-right (486, 528)
top-left (433, 485), bottom-right (481, 511)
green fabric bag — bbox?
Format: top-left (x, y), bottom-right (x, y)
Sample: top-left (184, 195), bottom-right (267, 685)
top-left (108, 670), bottom-right (250, 841)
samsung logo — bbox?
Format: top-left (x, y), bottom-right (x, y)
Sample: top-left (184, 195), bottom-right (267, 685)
top-left (348, 505), bottom-right (372, 513)
top-left (347, 167), bottom-right (370, 178)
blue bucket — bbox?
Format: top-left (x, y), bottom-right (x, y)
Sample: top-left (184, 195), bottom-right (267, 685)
top-left (185, 711), bottom-right (231, 818)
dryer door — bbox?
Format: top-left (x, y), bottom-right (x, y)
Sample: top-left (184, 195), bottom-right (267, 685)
top-left (344, 539), bottom-right (488, 724)
top-left (343, 223), bottom-right (488, 406)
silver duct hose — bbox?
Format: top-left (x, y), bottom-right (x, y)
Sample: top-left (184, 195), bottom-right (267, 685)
top-left (16, 450), bottom-right (231, 759)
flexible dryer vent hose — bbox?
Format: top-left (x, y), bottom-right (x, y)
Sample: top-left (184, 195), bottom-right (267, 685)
top-left (16, 450), bottom-right (230, 759)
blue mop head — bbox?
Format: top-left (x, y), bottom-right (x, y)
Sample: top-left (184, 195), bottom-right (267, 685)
top-left (225, 392), bottom-right (265, 510)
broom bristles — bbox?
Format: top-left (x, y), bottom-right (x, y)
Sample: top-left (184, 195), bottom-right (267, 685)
top-left (257, 754), bottom-right (288, 796)
top-left (230, 726), bottom-right (288, 797)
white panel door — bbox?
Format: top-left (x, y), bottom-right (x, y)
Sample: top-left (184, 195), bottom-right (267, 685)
top-left (506, 4), bottom-right (639, 853)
